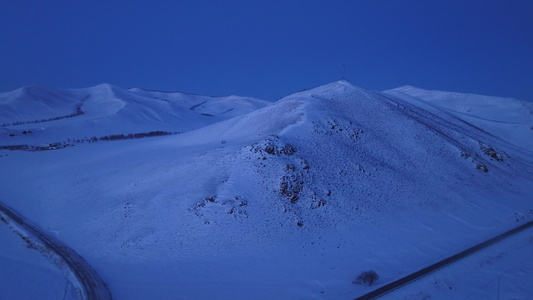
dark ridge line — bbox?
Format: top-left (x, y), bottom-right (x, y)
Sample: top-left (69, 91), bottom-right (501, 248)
top-left (189, 101), bottom-right (207, 110)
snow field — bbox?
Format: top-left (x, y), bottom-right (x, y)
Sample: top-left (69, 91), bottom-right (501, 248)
top-left (0, 81), bottom-right (532, 299)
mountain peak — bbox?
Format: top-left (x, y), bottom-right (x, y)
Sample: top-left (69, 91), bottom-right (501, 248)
top-left (1, 81), bottom-right (532, 299)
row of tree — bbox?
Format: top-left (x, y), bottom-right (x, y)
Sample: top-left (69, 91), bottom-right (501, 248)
top-left (1, 104), bottom-right (84, 127)
top-left (69, 131), bottom-right (178, 143)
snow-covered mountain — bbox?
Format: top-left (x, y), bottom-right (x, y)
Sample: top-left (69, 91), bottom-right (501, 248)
top-left (0, 84), bottom-right (270, 145)
top-left (1, 81), bottom-right (532, 299)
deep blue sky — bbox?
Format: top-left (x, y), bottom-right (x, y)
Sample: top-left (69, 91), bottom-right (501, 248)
top-left (1, 1), bottom-right (532, 101)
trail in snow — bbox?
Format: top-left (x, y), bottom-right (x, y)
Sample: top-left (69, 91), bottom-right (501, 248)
top-left (0, 201), bottom-right (112, 300)
top-left (355, 220), bottom-right (533, 300)
top-left (1, 81), bottom-right (532, 299)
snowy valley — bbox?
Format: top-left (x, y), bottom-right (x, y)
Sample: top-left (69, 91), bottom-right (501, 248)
top-left (1, 81), bottom-right (532, 299)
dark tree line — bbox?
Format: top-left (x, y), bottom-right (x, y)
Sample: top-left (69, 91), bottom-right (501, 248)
top-left (2, 104), bottom-right (84, 127)
top-left (1, 131), bottom-right (179, 152)
top-left (72, 131), bottom-right (178, 143)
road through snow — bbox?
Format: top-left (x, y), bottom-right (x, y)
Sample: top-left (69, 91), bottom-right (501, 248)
top-left (0, 201), bottom-right (112, 300)
top-left (355, 219), bottom-right (533, 300)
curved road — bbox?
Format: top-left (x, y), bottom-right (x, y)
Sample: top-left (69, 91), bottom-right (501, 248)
top-left (355, 219), bottom-right (533, 300)
top-left (0, 202), bottom-right (112, 300)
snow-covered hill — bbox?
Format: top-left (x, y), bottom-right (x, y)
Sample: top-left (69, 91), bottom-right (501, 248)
top-left (1, 81), bottom-right (532, 299)
top-left (0, 85), bottom-right (82, 123)
top-left (383, 85), bottom-right (533, 152)
top-left (0, 84), bottom-right (270, 145)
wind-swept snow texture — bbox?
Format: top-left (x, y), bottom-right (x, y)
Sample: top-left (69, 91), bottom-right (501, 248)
top-left (1, 81), bottom-right (532, 299)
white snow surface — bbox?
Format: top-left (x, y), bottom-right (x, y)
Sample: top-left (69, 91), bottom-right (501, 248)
top-left (1, 81), bottom-right (532, 299)
top-left (0, 219), bottom-right (78, 300)
top-left (383, 85), bottom-right (533, 152)
top-left (0, 83), bottom-right (270, 144)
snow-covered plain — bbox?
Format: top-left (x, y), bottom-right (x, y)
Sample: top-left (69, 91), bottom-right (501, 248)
top-left (1, 81), bottom-right (532, 299)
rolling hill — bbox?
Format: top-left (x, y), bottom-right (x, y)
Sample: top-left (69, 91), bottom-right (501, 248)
top-left (1, 81), bottom-right (532, 299)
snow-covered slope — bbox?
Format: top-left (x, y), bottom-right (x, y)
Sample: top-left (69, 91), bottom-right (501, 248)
top-left (0, 85), bottom-right (82, 124)
top-left (1, 81), bottom-right (532, 299)
top-left (0, 84), bottom-right (270, 145)
top-left (0, 220), bottom-right (76, 299)
top-left (383, 86), bottom-right (533, 152)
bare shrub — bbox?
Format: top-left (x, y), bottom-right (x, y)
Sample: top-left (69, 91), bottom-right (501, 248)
top-left (353, 270), bottom-right (379, 286)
